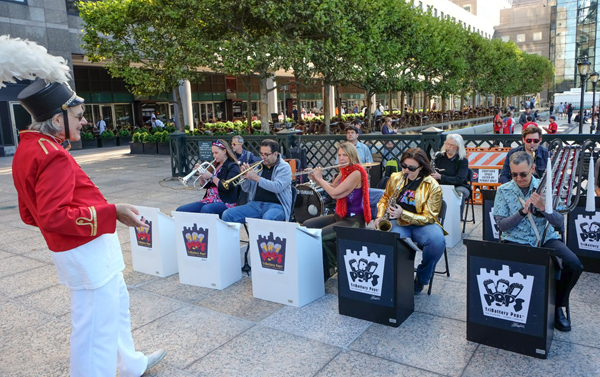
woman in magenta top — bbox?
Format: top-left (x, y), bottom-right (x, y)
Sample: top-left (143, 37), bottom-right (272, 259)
top-left (303, 141), bottom-right (371, 281)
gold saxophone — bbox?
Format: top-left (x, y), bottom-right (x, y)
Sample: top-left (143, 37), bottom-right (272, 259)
top-left (377, 173), bottom-right (408, 232)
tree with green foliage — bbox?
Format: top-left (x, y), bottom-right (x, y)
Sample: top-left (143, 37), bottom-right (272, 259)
top-left (78, 0), bottom-right (211, 132)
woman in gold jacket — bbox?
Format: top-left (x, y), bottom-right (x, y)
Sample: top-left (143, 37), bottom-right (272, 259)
top-left (374, 148), bottom-right (446, 294)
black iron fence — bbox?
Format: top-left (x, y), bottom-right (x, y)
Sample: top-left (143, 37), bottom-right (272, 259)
top-left (170, 132), bottom-right (600, 183)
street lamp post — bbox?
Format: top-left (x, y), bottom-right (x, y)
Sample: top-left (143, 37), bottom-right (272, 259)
top-left (577, 58), bottom-right (591, 134)
top-left (590, 72), bottom-right (599, 134)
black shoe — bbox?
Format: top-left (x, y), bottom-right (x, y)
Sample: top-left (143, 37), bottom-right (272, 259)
top-left (554, 307), bottom-right (571, 332)
top-left (414, 279), bottom-right (424, 295)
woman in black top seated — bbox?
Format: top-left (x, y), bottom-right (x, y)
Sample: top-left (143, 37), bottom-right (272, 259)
top-left (176, 139), bottom-right (241, 218)
top-left (431, 133), bottom-right (471, 218)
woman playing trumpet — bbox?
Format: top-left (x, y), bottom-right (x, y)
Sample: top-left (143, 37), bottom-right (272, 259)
top-left (176, 139), bottom-right (240, 217)
top-left (374, 148), bottom-right (446, 294)
top-left (303, 142), bottom-right (371, 281)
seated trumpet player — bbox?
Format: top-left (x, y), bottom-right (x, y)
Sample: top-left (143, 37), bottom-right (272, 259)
top-left (303, 142), bottom-right (372, 281)
top-left (493, 151), bottom-right (582, 332)
top-left (222, 139), bottom-right (292, 222)
top-left (374, 148), bottom-right (446, 295)
top-left (176, 139), bottom-right (240, 217)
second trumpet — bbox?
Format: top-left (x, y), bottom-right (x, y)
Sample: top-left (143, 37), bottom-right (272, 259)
top-left (222, 160), bottom-right (263, 189)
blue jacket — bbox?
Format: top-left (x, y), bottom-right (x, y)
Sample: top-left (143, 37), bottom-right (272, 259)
top-left (500, 145), bottom-right (549, 184)
top-left (241, 156), bottom-right (292, 221)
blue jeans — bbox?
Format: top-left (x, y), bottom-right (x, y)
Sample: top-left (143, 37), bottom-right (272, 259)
top-left (222, 201), bottom-right (285, 223)
top-left (390, 222), bottom-right (446, 285)
top-left (176, 201), bottom-right (229, 218)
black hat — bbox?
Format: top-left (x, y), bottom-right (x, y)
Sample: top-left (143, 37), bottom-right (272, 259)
top-left (351, 119), bottom-right (362, 126)
top-left (17, 79), bottom-right (84, 122)
top-left (345, 125), bottom-right (359, 133)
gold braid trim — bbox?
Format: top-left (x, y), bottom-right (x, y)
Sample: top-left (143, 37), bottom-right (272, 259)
top-left (76, 206), bottom-right (97, 236)
top-left (38, 138), bottom-right (59, 155)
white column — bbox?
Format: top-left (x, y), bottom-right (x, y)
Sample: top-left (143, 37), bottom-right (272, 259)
top-left (327, 84), bottom-right (335, 118)
top-left (178, 80), bottom-right (193, 129)
top-left (370, 93), bottom-right (377, 113)
top-left (267, 77), bottom-right (278, 115)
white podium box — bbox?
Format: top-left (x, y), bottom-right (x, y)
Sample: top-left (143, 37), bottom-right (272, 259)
top-left (172, 212), bottom-right (242, 290)
top-left (247, 218), bottom-right (324, 307)
top-left (129, 206), bottom-right (178, 277)
top-left (440, 185), bottom-right (462, 248)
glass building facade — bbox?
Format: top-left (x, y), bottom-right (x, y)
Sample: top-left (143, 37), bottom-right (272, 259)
top-left (550, 0), bottom-right (599, 94)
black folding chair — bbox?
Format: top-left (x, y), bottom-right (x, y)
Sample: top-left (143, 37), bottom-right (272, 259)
top-left (462, 168), bottom-right (476, 233)
top-left (426, 200), bottom-right (450, 295)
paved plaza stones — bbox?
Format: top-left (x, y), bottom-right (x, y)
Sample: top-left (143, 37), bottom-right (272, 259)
top-left (0, 123), bottom-right (599, 376)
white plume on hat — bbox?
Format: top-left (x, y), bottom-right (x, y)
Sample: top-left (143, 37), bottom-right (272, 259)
top-left (0, 35), bottom-right (71, 88)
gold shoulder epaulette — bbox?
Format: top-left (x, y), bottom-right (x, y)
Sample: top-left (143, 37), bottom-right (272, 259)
top-left (38, 138), bottom-right (59, 155)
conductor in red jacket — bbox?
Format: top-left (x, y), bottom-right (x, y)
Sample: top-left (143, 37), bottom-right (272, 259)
top-left (12, 79), bottom-right (166, 376)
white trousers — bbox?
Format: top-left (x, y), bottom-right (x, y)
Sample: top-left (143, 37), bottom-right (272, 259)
top-left (70, 272), bottom-right (147, 377)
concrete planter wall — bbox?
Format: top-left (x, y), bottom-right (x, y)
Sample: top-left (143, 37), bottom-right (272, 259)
top-left (130, 142), bottom-right (143, 154)
top-left (81, 139), bottom-right (99, 149)
top-left (117, 136), bottom-right (133, 146)
top-left (158, 143), bottom-right (170, 155)
top-left (143, 142), bottom-right (158, 154)
top-left (99, 137), bottom-right (117, 148)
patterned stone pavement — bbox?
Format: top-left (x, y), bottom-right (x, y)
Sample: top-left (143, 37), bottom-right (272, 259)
top-left (0, 125), bottom-right (598, 376)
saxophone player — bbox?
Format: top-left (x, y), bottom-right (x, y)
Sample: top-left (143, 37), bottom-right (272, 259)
top-left (374, 148), bottom-right (447, 295)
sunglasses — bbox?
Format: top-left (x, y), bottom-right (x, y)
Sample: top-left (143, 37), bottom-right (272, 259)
top-left (511, 172), bottom-right (530, 178)
top-left (401, 163), bottom-right (420, 172)
top-left (525, 138), bottom-right (540, 144)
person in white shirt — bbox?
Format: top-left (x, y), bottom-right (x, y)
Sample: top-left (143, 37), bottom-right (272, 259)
top-left (97, 117), bottom-right (106, 134)
top-left (151, 114), bottom-right (164, 128)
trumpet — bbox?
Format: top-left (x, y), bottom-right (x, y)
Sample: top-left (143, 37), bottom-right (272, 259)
top-left (222, 160), bottom-right (263, 189)
top-left (179, 160), bottom-right (216, 188)
top-left (291, 163), bottom-right (348, 177)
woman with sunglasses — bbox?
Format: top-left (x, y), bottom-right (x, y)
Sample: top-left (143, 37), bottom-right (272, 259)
top-left (176, 139), bottom-right (241, 218)
top-left (303, 142), bottom-right (372, 281)
top-left (374, 148), bottom-right (447, 294)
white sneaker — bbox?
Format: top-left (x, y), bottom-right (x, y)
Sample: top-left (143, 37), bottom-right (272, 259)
top-left (142, 349), bottom-right (167, 375)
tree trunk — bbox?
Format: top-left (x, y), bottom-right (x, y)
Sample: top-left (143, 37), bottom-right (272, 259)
top-left (259, 76), bottom-right (269, 133)
top-left (294, 73), bottom-right (301, 120)
top-left (423, 92), bottom-right (429, 112)
top-left (324, 83), bottom-right (331, 135)
top-left (389, 90), bottom-right (393, 113)
top-left (400, 92), bottom-right (405, 115)
top-left (173, 86), bottom-right (185, 132)
top-left (246, 75), bottom-right (252, 134)
top-left (459, 93), bottom-right (464, 112)
top-left (365, 91), bottom-right (373, 129)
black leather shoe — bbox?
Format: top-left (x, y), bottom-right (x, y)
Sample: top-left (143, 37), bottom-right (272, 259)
top-left (555, 307), bottom-right (571, 332)
top-left (414, 279), bottom-right (424, 295)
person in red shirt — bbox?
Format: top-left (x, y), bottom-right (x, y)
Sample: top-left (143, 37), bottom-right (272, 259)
top-left (6, 37), bottom-right (166, 376)
top-left (493, 109), bottom-right (504, 134)
top-left (503, 111), bottom-right (514, 134)
top-left (544, 115), bottom-right (559, 134)
top-left (522, 115), bottom-right (538, 129)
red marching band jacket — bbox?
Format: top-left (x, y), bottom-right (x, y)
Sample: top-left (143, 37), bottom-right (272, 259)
top-left (12, 131), bottom-right (117, 252)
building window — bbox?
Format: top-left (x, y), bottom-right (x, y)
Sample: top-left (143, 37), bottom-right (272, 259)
top-left (441, 11), bottom-right (444, 19)
top-left (464, 5), bottom-right (471, 13)
top-left (533, 31), bottom-right (542, 41)
top-left (501, 35), bottom-right (510, 42)
top-left (516, 34), bottom-right (526, 42)
top-left (418, 1), bottom-right (423, 10)
top-left (4, 0), bottom-right (26, 3)
top-left (434, 8), bottom-right (437, 17)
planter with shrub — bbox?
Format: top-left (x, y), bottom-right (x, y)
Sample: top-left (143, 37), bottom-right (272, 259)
top-left (80, 131), bottom-right (98, 149)
top-left (130, 132), bottom-right (145, 154)
top-left (117, 129), bottom-right (132, 146)
top-left (99, 130), bottom-right (117, 148)
top-left (156, 130), bottom-right (171, 155)
top-left (142, 132), bottom-right (158, 154)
